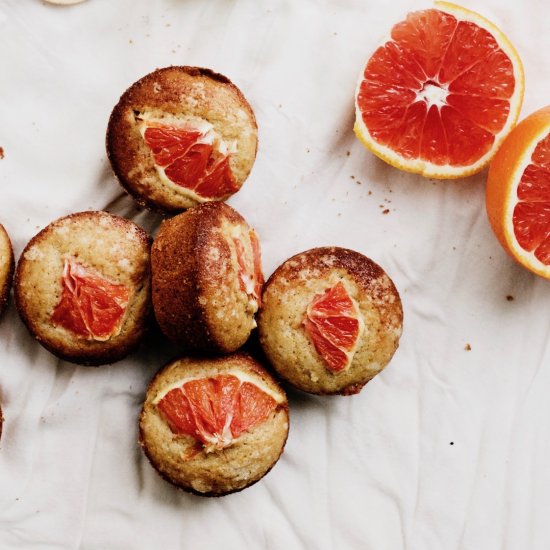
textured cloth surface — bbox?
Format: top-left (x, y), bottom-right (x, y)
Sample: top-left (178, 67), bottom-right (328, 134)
top-left (0, 1), bottom-right (548, 549)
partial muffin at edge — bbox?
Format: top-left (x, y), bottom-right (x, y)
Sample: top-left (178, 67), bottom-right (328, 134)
top-left (14, 211), bottom-right (151, 365)
top-left (152, 201), bottom-right (264, 353)
top-left (106, 66), bottom-right (258, 213)
top-left (139, 352), bottom-right (289, 496)
top-left (258, 246), bottom-right (403, 395)
top-left (0, 224), bottom-right (15, 317)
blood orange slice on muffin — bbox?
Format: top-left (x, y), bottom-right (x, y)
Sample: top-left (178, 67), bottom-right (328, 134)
top-left (234, 229), bottom-right (264, 307)
top-left (354, 1), bottom-right (524, 178)
top-left (156, 372), bottom-right (279, 453)
top-left (141, 122), bottom-right (239, 201)
top-left (50, 258), bottom-right (131, 341)
top-left (303, 282), bottom-right (364, 373)
top-left (14, 211), bottom-right (151, 366)
top-left (486, 106), bottom-right (550, 279)
top-left (140, 353), bottom-right (289, 496)
top-left (107, 66), bottom-right (258, 213)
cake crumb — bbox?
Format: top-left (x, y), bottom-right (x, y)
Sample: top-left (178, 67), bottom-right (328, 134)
top-left (350, 175), bottom-right (355, 179)
top-left (382, 209), bottom-right (390, 215)
top-left (0, 147), bottom-right (4, 159)
top-left (464, 343), bottom-right (471, 351)
top-left (506, 295), bottom-right (514, 301)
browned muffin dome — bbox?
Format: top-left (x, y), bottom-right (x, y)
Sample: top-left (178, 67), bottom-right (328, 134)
top-left (0, 224), bottom-right (15, 317)
top-left (258, 247), bottom-right (403, 395)
top-left (152, 202), bottom-right (264, 353)
top-left (139, 353), bottom-right (289, 496)
top-left (106, 66), bottom-right (258, 213)
top-left (14, 211), bottom-right (151, 366)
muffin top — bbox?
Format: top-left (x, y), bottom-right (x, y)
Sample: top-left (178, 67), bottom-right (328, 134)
top-left (152, 202), bottom-right (263, 352)
top-left (15, 211), bottom-right (151, 365)
top-left (107, 66), bottom-right (258, 212)
top-left (258, 247), bottom-right (403, 395)
top-left (140, 353), bottom-right (289, 496)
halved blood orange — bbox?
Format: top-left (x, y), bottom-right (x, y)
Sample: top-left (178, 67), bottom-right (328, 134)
top-left (354, 1), bottom-right (524, 178)
top-left (303, 282), bottom-right (364, 373)
top-left (486, 106), bottom-right (550, 279)
top-left (142, 122), bottom-right (239, 200)
top-left (155, 372), bottom-right (280, 452)
top-left (51, 258), bottom-right (130, 340)
top-left (234, 229), bottom-right (264, 307)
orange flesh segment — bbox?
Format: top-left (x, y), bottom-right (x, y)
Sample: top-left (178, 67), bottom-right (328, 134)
top-left (50, 259), bottom-right (130, 340)
top-left (357, 8), bottom-right (515, 166)
top-left (233, 230), bottom-right (264, 307)
top-left (157, 374), bottom-right (278, 451)
top-left (303, 282), bottom-right (362, 373)
top-left (143, 125), bottom-right (239, 199)
top-left (513, 134), bottom-right (550, 264)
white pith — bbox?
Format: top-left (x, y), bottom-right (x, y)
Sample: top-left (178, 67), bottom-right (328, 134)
top-left (354, 1), bottom-right (524, 177)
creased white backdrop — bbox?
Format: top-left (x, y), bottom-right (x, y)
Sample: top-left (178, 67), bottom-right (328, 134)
top-left (1, 0), bottom-right (549, 548)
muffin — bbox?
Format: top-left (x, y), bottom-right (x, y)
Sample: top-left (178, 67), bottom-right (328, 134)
top-left (152, 202), bottom-right (264, 353)
top-left (0, 224), bottom-right (15, 317)
top-left (106, 66), bottom-right (258, 213)
top-left (14, 211), bottom-right (151, 366)
top-left (258, 247), bottom-right (403, 395)
top-left (139, 353), bottom-right (289, 496)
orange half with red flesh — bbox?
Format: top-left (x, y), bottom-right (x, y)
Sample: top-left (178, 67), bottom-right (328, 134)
top-left (142, 122), bottom-right (239, 201)
top-left (354, 1), bottom-right (524, 178)
top-left (155, 373), bottom-right (282, 453)
top-left (51, 258), bottom-right (131, 341)
top-left (486, 106), bottom-right (550, 279)
top-left (303, 282), bottom-right (364, 373)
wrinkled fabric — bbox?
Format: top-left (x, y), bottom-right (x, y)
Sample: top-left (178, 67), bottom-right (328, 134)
top-left (0, 0), bottom-right (548, 548)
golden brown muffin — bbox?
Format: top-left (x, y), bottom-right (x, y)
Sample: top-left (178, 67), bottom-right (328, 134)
top-left (152, 202), bottom-right (264, 353)
top-left (14, 211), bottom-right (151, 366)
top-left (106, 66), bottom-right (258, 213)
top-left (139, 353), bottom-right (289, 496)
top-left (258, 247), bottom-right (403, 395)
top-left (0, 224), bottom-right (15, 317)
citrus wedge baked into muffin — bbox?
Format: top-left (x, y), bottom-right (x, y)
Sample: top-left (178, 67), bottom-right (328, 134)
top-left (139, 353), bottom-right (289, 496)
top-left (14, 211), bottom-right (151, 365)
top-left (258, 247), bottom-right (403, 395)
top-left (106, 66), bottom-right (258, 213)
top-left (0, 224), bottom-right (15, 317)
top-left (152, 202), bottom-right (264, 353)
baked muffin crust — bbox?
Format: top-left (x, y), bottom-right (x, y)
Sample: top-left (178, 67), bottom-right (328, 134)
top-left (139, 353), bottom-right (289, 496)
top-left (14, 211), bottom-right (151, 365)
top-left (107, 66), bottom-right (258, 212)
top-left (258, 247), bottom-right (403, 395)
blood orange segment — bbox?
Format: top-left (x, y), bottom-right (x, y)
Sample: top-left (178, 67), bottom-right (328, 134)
top-left (354, 2), bottom-right (524, 178)
top-left (303, 282), bottom-right (364, 373)
top-left (156, 373), bottom-right (279, 452)
top-left (142, 123), bottom-right (239, 200)
top-left (234, 229), bottom-right (264, 308)
top-left (51, 258), bottom-right (130, 341)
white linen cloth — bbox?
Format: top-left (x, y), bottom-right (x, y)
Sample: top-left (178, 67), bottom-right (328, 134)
top-left (0, 0), bottom-right (548, 548)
